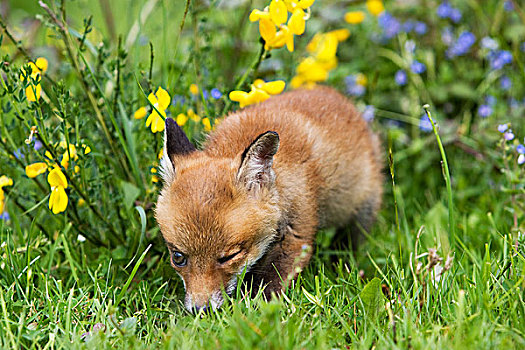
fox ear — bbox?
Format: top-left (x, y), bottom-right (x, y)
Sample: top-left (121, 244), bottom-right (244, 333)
top-left (160, 118), bottom-right (196, 183)
top-left (237, 131), bottom-right (280, 192)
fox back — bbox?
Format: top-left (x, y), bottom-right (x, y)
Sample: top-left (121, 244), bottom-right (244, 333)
top-left (156, 86), bottom-right (382, 312)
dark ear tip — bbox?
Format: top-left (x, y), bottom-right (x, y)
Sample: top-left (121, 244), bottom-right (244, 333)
top-left (166, 117), bottom-right (176, 127)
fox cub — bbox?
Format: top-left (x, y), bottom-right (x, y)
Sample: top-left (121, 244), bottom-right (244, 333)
top-left (156, 86), bottom-right (382, 312)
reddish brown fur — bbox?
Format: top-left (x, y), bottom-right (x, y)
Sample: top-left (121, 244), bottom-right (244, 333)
top-left (156, 86), bottom-right (382, 311)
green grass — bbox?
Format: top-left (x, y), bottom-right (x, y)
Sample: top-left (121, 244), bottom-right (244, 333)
top-left (1, 0), bottom-right (524, 348)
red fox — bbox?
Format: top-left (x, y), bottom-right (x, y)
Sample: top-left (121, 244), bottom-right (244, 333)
top-left (156, 86), bottom-right (383, 312)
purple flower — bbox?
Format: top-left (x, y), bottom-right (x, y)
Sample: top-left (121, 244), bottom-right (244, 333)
top-left (481, 37), bottom-right (499, 50)
top-left (497, 124), bottom-right (508, 133)
top-left (420, 114), bottom-right (433, 132)
top-left (518, 154), bottom-right (525, 165)
top-left (395, 70), bottom-right (408, 86)
top-left (504, 1), bottom-right (514, 11)
top-left (34, 140), bottom-right (43, 151)
top-left (378, 12), bottom-right (402, 39)
top-left (450, 8), bottom-right (462, 22)
top-left (517, 144), bottom-right (525, 154)
top-left (478, 105), bottom-right (492, 118)
top-left (500, 76), bottom-right (512, 90)
top-left (362, 105), bottom-right (375, 122)
top-left (488, 50), bottom-right (513, 70)
top-left (410, 61), bottom-right (426, 74)
top-left (437, 2), bottom-right (453, 18)
top-left (446, 31), bottom-right (476, 57)
top-left (414, 22), bottom-right (428, 35)
top-left (504, 131), bottom-right (515, 141)
top-left (211, 88), bottom-right (222, 99)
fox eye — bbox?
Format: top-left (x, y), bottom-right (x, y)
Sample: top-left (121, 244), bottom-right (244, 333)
top-left (218, 250), bottom-right (241, 265)
top-left (171, 251), bottom-right (187, 267)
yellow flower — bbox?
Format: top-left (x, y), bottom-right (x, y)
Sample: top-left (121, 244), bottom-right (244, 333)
top-left (289, 8), bottom-right (306, 35)
top-left (202, 118), bottom-right (212, 132)
top-left (253, 79), bottom-right (286, 95)
top-left (344, 11), bottom-right (365, 24)
top-left (229, 79), bottom-right (285, 108)
top-left (187, 109), bottom-right (201, 122)
top-left (35, 57), bottom-right (49, 73)
top-left (47, 167), bottom-right (68, 215)
top-left (59, 142), bottom-right (78, 169)
top-left (151, 167), bottom-right (159, 183)
top-left (0, 176), bottom-right (13, 214)
top-left (83, 145), bottom-right (92, 154)
top-left (20, 57), bottom-right (48, 102)
top-left (259, 18), bottom-right (277, 43)
top-left (366, 0), bottom-right (384, 16)
top-left (297, 0), bottom-right (315, 9)
top-left (355, 73), bottom-right (368, 86)
top-left (78, 198), bottom-right (86, 207)
top-left (249, 9), bottom-right (271, 22)
top-left (291, 29), bottom-right (349, 88)
top-left (269, 0), bottom-right (288, 26)
top-left (134, 106), bottom-right (147, 119)
top-left (25, 162), bottom-right (48, 178)
top-left (145, 87), bottom-right (171, 133)
top-left (190, 84), bottom-right (199, 95)
top-left (176, 113), bottom-right (188, 126)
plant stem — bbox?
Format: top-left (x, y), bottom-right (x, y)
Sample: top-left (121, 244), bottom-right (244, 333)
top-left (424, 105), bottom-right (455, 252)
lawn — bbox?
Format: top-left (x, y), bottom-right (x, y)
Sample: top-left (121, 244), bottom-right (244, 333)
top-left (0, 0), bottom-right (524, 348)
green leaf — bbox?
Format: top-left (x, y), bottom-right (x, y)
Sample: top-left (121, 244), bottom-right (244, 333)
top-left (119, 180), bottom-right (140, 209)
top-left (360, 277), bottom-right (384, 322)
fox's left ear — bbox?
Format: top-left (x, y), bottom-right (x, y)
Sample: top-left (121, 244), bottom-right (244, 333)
top-left (160, 118), bottom-right (196, 183)
top-left (237, 131), bottom-right (280, 192)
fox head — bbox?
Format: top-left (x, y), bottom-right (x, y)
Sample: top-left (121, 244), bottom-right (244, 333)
top-left (156, 118), bottom-right (282, 312)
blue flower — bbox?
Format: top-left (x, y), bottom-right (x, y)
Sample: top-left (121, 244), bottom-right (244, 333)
top-left (14, 148), bottom-right (25, 160)
top-left (500, 76), bottom-right (512, 90)
top-left (517, 144), bottom-right (525, 154)
top-left (450, 8), bottom-right (462, 22)
top-left (488, 50), bottom-right (513, 70)
top-left (437, 2), bottom-right (453, 18)
top-left (345, 75), bottom-right (366, 97)
top-left (503, 1), bottom-right (514, 11)
top-left (395, 70), bottom-right (407, 86)
top-left (481, 37), bottom-right (499, 50)
top-left (497, 124), bottom-right (508, 133)
top-left (172, 95), bottom-right (187, 107)
top-left (362, 105), bottom-right (375, 122)
top-left (378, 12), bottom-right (402, 39)
top-left (477, 105), bottom-right (492, 118)
top-left (414, 22), bottom-right (428, 35)
top-left (211, 88), bottom-right (222, 99)
top-left (485, 95), bottom-right (496, 106)
top-left (446, 31), bottom-right (476, 57)
top-left (0, 212), bottom-right (9, 221)
top-left (419, 114), bottom-right (433, 132)
top-left (410, 61), bottom-right (426, 74)
top-left (402, 20), bottom-right (415, 33)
